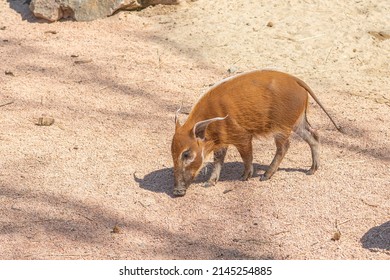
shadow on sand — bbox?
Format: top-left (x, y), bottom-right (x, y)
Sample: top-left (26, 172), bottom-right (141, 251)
top-left (6, 0), bottom-right (40, 22)
top-left (361, 221), bottom-right (390, 252)
top-left (135, 162), bottom-right (307, 196)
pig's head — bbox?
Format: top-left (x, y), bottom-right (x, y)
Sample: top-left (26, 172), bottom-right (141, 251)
top-left (171, 114), bottom-right (227, 197)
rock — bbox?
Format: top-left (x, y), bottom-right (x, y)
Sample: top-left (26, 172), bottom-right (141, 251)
top-left (30, 0), bottom-right (182, 22)
top-left (35, 116), bottom-right (55, 126)
top-left (143, 0), bottom-right (181, 5)
top-left (227, 66), bottom-right (238, 74)
top-left (29, 0), bottom-right (62, 22)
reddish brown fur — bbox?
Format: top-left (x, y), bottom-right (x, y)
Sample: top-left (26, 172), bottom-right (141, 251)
top-left (171, 70), bottom-right (339, 196)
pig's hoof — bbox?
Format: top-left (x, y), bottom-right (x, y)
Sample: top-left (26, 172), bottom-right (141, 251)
top-left (306, 170), bottom-right (315, 175)
top-left (240, 172), bottom-right (253, 181)
top-left (240, 175), bottom-right (248, 181)
top-left (203, 181), bottom-right (215, 188)
top-left (240, 167), bottom-right (254, 181)
top-left (260, 174), bottom-right (270, 181)
top-left (306, 167), bottom-right (317, 175)
top-left (306, 161), bottom-right (318, 175)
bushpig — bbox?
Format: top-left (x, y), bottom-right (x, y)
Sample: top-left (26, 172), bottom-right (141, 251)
top-left (171, 70), bottom-right (340, 196)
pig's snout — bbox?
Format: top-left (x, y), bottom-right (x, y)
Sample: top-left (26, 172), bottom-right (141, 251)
top-left (173, 179), bottom-right (188, 197)
top-left (173, 188), bottom-right (186, 197)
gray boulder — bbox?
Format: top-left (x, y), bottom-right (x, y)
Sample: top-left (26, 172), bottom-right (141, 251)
top-left (30, 0), bottom-right (182, 22)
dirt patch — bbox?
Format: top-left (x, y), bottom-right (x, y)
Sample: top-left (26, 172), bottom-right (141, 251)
top-left (0, 0), bottom-right (389, 259)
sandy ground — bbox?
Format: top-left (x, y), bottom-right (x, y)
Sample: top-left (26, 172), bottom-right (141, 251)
top-left (0, 0), bottom-right (389, 260)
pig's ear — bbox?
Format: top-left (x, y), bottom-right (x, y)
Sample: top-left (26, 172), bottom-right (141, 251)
top-left (175, 118), bottom-right (181, 131)
top-left (175, 107), bottom-right (181, 131)
top-left (193, 116), bottom-right (228, 141)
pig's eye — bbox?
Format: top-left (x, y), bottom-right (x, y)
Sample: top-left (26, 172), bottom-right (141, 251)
top-left (181, 149), bottom-right (192, 161)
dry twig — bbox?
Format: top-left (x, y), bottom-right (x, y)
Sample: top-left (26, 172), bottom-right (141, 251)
top-left (74, 59), bottom-right (93, 65)
top-left (331, 219), bottom-right (341, 241)
top-left (360, 198), bottom-right (379, 208)
top-left (0, 100), bottom-right (14, 108)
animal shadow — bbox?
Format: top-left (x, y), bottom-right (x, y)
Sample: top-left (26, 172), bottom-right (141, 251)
top-left (361, 221), bottom-right (390, 251)
top-left (135, 162), bottom-right (258, 197)
top-left (135, 162), bottom-right (307, 197)
top-left (134, 168), bottom-right (174, 196)
top-left (203, 162), bottom-right (308, 182)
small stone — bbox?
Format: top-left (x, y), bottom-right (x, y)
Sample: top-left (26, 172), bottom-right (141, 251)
top-left (112, 225), bottom-right (121, 234)
top-left (228, 66), bottom-right (238, 74)
top-left (331, 230), bottom-right (341, 241)
top-left (35, 116), bottom-right (55, 126)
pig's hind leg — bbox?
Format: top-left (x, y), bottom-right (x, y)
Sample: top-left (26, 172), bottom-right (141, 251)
top-left (294, 117), bottom-right (320, 175)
